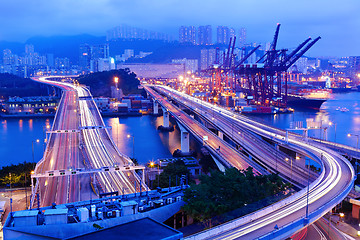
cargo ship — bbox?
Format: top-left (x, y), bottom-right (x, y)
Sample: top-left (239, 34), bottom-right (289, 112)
top-left (286, 89), bottom-right (331, 110)
top-left (240, 105), bottom-right (293, 115)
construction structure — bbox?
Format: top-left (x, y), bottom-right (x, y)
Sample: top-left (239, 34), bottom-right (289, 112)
top-left (205, 24), bottom-right (321, 107)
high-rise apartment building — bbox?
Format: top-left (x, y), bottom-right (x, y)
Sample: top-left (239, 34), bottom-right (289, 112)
top-left (238, 28), bottom-right (247, 47)
top-left (106, 24), bottom-right (173, 42)
top-left (198, 25), bottom-right (212, 45)
top-left (3, 49), bottom-right (15, 65)
top-left (217, 26), bottom-right (229, 45)
top-left (217, 26), bottom-right (237, 45)
top-left (200, 48), bottom-right (216, 70)
top-left (91, 44), bottom-right (110, 59)
top-left (179, 26), bottom-right (196, 44)
top-left (79, 44), bottom-right (110, 71)
top-left (25, 44), bottom-right (35, 55)
top-left (23, 44), bottom-right (46, 66)
top-left (229, 28), bottom-right (236, 41)
top-left (349, 56), bottom-right (360, 70)
top-left (55, 57), bottom-right (70, 69)
top-left (79, 44), bottom-right (92, 71)
top-left (172, 58), bottom-right (199, 73)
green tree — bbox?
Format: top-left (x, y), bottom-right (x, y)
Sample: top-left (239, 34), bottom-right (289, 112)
top-left (182, 167), bottom-right (290, 226)
top-left (0, 162), bottom-right (34, 187)
top-left (153, 160), bottom-right (191, 189)
top-left (76, 69), bottom-right (145, 97)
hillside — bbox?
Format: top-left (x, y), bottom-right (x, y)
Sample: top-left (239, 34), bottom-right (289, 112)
top-left (0, 73), bottom-right (49, 99)
top-left (76, 69), bottom-right (144, 97)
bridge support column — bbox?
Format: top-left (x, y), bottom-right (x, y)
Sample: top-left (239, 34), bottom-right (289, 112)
top-left (158, 107), bottom-right (174, 132)
top-left (179, 125), bottom-right (190, 153)
top-left (163, 111), bottom-right (170, 128)
top-left (303, 129), bottom-right (308, 141)
top-left (142, 169), bottom-right (145, 186)
top-left (218, 131), bottom-right (224, 140)
top-left (153, 101), bottom-right (159, 114)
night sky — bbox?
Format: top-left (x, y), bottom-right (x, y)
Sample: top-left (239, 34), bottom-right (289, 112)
top-left (0, 0), bottom-right (359, 57)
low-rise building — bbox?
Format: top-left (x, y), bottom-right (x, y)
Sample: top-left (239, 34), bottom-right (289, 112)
top-left (117, 63), bottom-right (185, 79)
top-left (3, 187), bottom-right (187, 239)
top-left (2, 96), bottom-right (59, 116)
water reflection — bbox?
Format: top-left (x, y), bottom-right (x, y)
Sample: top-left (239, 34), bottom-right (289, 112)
top-left (4, 92), bottom-right (360, 168)
top-left (0, 118), bottom-right (50, 167)
top-left (104, 115), bottom-right (183, 165)
top-left (29, 119), bottom-right (33, 131)
top-left (253, 92), bottom-right (360, 148)
top-left (19, 119), bottom-right (23, 132)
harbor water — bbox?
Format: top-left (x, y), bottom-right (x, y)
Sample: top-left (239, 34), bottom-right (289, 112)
top-left (0, 91), bottom-right (359, 168)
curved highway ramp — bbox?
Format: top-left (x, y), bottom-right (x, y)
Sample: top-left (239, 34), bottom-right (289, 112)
top-left (150, 85), bottom-right (355, 240)
top-left (31, 76), bottom-right (147, 208)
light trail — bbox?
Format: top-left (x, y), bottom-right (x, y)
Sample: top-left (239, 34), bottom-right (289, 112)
top-left (151, 85), bottom-right (355, 239)
top-left (31, 76), bottom-right (147, 207)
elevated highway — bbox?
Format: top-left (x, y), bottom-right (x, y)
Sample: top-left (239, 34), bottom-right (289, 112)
top-left (31, 76), bottom-right (147, 207)
top-left (145, 86), bottom-right (266, 175)
top-left (146, 85), bottom-right (355, 239)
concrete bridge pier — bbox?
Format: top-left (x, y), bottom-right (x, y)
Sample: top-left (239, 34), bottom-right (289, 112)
top-left (179, 125), bottom-right (190, 154)
top-left (157, 107), bottom-right (174, 131)
top-left (218, 131), bottom-right (224, 140)
top-left (163, 110), bottom-right (170, 128)
top-left (153, 101), bottom-right (159, 115)
top-left (172, 123), bottom-right (193, 157)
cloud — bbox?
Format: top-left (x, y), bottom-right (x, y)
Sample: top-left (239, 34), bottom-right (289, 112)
top-left (0, 0), bottom-right (359, 56)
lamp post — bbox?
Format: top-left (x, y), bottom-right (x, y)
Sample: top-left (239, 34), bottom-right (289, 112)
top-left (275, 143), bottom-right (278, 172)
top-left (285, 158), bottom-right (293, 180)
top-left (114, 77), bottom-right (119, 90)
top-left (25, 172), bottom-right (27, 209)
top-left (305, 153), bottom-right (313, 225)
top-left (348, 133), bottom-right (359, 173)
top-left (329, 122), bottom-right (337, 143)
top-left (323, 127), bottom-right (328, 141)
top-left (348, 133), bottom-right (359, 150)
top-left (32, 139), bottom-right (40, 169)
top-left (43, 124), bottom-right (50, 152)
top-left (114, 77), bottom-right (119, 100)
top-left (127, 134), bottom-right (135, 160)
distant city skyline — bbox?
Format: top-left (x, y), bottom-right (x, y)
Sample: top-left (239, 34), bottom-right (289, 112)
top-left (0, 0), bottom-right (359, 57)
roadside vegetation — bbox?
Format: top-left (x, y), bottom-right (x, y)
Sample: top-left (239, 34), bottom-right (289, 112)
top-left (0, 73), bottom-right (48, 99)
top-left (76, 69), bottom-right (145, 97)
top-left (0, 162), bottom-right (34, 188)
top-left (152, 160), bottom-right (191, 189)
top-left (182, 167), bottom-right (291, 228)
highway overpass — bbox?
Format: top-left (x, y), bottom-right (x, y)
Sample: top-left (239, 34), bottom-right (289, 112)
top-left (31, 76), bottom-right (147, 208)
top-left (146, 85), bottom-right (355, 239)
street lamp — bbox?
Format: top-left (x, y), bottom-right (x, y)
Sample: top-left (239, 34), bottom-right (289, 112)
top-left (329, 122), bottom-right (337, 143)
top-left (285, 158), bottom-right (293, 180)
top-left (347, 133), bottom-right (359, 150)
top-left (32, 139), bottom-right (40, 169)
top-left (114, 77), bottom-right (119, 100)
top-left (323, 127), bottom-right (328, 141)
top-left (305, 153), bottom-right (313, 224)
top-left (339, 212), bottom-right (345, 222)
top-left (348, 133), bottom-right (360, 171)
top-left (114, 77), bottom-right (119, 90)
top-left (127, 134), bottom-right (135, 160)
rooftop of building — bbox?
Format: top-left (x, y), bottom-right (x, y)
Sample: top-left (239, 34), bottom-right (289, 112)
top-left (6, 96), bottom-right (59, 103)
top-left (68, 217), bottom-right (182, 240)
top-left (3, 186), bottom-right (187, 240)
top-left (159, 157), bottom-right (200, 168)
